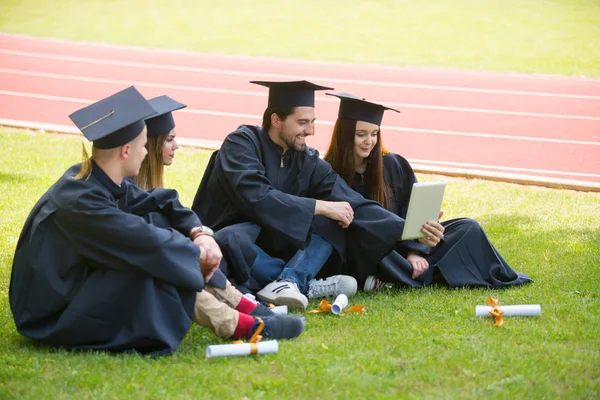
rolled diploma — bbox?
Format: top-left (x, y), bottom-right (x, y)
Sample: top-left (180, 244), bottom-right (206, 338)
top-left (206, 340), bottom-right (278, 358)
top-left (476, 305), bottom-right (541, 317)
top-left (271, 305), bottom-right (288, 315)
top-left (331, 294), bottom-right (349, 315)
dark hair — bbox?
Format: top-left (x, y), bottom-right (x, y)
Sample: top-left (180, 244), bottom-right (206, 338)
top-left (324, 118), bottom-right (390, 209)
top-left (262, 106), bottom-right (296, 131)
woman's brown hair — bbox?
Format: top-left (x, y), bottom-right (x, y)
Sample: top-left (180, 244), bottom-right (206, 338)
top-left (134, 135), bottom-right (167, 191)
top-left (324, 118), bottom-right (390, 209)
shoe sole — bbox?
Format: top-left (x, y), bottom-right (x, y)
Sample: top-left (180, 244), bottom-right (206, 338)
top-left (255, 293), bottom-right (307, 311)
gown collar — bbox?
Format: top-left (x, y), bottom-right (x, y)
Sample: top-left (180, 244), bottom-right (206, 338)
top-left (352, 171), bottom-right (368, 196)
top-left (90, 160), bottom-right (127, 200)
top-left (260, 127), bottom-right (285, 157)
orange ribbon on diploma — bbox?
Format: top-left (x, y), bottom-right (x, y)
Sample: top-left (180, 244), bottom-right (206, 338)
top-left (486, 296), bottom-right (504, 327)
top-left (232, 317), bottom-right (264, 355)
top-left (309, 299), bottom-right (365, 315)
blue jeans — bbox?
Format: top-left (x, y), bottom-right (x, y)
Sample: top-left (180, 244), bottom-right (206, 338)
top-left (249, 234), bottom-right (333, 293)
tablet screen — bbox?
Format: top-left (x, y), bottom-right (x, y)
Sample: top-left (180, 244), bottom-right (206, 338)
top-left (401, 181), bottom-right (446, 240)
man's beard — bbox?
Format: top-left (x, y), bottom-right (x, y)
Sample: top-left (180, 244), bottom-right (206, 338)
top-left (279, 128), bottom-right (306, 152)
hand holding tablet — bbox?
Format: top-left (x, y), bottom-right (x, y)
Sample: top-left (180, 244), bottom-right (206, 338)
top-left (401, 181), bottom-right (446, 242)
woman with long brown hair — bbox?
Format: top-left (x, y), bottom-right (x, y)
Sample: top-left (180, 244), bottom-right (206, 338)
top-left (325, 93), bottom-right (532, 291)
top-left (134, 95), bottom-right (184, 190)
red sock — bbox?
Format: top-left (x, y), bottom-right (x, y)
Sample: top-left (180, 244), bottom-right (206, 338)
top-left (233, 312), bottom-right (256, 338)
top-left (235, 296), bottom-right (258, 315)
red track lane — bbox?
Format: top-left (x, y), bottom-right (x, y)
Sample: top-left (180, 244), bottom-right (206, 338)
top-left (3, 94), bottom-right (598, 182)
top-left (2, 71), bottom-right (599, 144)
top-left (1, 34), bottom-right (599, 187)
top-left (3, 34), bottom-right (600, 96)
top-left (2, 52), bottom-right (600, 120)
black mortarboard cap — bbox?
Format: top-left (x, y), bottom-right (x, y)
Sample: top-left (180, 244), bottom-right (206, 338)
top-left (69, 86), bottom-right (156, 149)
top-left (146, 95), bottom-right (187, 137)
top-left (327, 93), bottom-right (400, 126)
top-left (250, 80), bottom-right (334, 107)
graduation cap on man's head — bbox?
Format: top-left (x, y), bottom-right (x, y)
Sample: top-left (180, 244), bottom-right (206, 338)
top-left (251, 80), bottom-right (334, 108)
top-left (145, 96), bottom-right (187, 137)
top-left (327, 93), bottom-right (400, 126)
top-left (69, 86), bottom-right (156, 149)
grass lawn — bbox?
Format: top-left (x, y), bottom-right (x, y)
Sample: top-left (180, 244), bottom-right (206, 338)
top-left (0, 129), bottom-right (599, 399)
top-left (1, 0), bottom-right (600, 77)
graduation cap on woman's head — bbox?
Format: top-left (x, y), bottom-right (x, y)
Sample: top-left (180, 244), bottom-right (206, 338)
top-left (251, 80), bottom-right (334, 108)
top-left (69, 86), bottom-right (156, 149)
top-left (146, 95), bottom-right (187, 137)
top-left (327, 93), bottom-right (400, 126)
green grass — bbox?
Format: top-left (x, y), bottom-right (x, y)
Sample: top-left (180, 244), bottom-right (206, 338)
top-left (1, 0), bottom-right (600, 77)
top-left (0, 129), bottom-right (599, 399)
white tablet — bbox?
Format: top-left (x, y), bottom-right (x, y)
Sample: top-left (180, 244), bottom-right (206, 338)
top-left (401, 181), bottom-right (446, 240)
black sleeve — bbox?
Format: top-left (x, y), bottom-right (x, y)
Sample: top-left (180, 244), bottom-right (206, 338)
top-left (217, 131), bottom-right (316, 249)
top-left (127, 183), bottom-right (201, 236)
top-left (62, 189), bottom-right (204, 292)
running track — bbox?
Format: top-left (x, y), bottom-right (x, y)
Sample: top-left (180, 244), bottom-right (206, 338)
top-left (1, 34), bottom-right (599, 191)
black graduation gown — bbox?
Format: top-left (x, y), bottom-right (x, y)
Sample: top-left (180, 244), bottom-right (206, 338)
top-left (353, 153), bottom-right (532, 288)
top-left (125, 182), bottom-right (230, 289)
top-left (192, 125), bottom-right (406, 288)
top-left (9, 162), bottom-right (205, 356)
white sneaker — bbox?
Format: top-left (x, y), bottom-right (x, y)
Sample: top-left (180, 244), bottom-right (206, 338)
top-left (307, 275), bottom-right (358, 299)
top-left (256, 280), bottom-right (308, 311)
top-left (363, 275), bottom-right (392, 292)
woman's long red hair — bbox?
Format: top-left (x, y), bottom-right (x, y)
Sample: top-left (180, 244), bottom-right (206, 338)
top-left (324, 118), bottom-right (390, 209)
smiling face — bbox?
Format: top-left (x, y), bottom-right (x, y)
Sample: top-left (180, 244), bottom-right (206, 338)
top-left (354, 120), bottom-right (380, 160)
top-left (161, 129), bottom-right (179, 166)
top-left (274, 106), bottom-right (316, 152)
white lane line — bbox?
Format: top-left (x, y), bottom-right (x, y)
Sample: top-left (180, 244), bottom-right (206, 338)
top-left (409, 164), bottom-right (600, 191)
top-left (0, 68), bottom-right (269, 95)
top-left (385, 101), bottom-right (600, 121)
top-left (1, 68), bottom-right (599, 121)
top-left (381, 126), bottom-right (600, 146)
top-left (411, 159), bottom-right (600, 178)
top-left (3, 32), bottom-right (600, 89)
top-left (1, 90), bottom-right (598, 146)
top-left (2, 49), bottom-right (600, 100)
top-left (0, 90), bottom-right (92, 104)
top-left (1, 117), bottom-right (598, 186)
top-left (182, 108), bottom-right (600, 146)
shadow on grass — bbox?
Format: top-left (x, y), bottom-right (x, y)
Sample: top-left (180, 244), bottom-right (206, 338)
top-left (4, 333), bottom-right (168, 360)
top-left (0, 172), bottom-right (35, 184)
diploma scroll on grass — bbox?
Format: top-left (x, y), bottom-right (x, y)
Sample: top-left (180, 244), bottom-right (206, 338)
top-left (476, 305), bottom-right (541, 317)
top-left (331, 294), bottom-right (348, 315)
top-left (309, 296), bottom-right (365, 315)
top-left (206, 317), bottom-right (277, 358)
top-left (478, 296), bottom-right (541, 326)
top-left (206, 340), bottom-right (278, 358)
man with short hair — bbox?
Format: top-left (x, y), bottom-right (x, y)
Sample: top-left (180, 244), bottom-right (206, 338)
top-left (9, 86), bottom-right (304, 356)
top-left (192, 81), bottom-right (407, 310)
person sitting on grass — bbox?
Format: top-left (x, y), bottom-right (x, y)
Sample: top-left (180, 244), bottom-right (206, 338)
top-left (324, 93), bottom-right (532, 291)
top-left (9, 86), bottom-right (304, 357)
top-left (192, 80), bottom-right (421, 310)
top-left (133, 94), bottom-right (289, 340)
